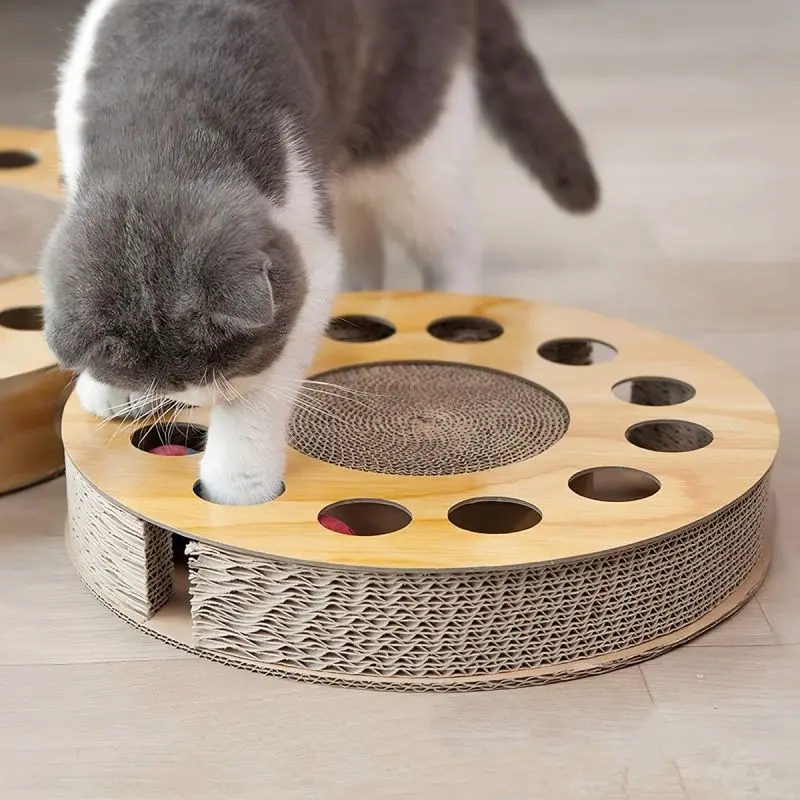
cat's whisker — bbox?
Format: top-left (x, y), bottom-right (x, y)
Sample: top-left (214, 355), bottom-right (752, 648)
top-left (267, 391), bottom-right (337, 427)
top-left (108, 392), bottom-right (170, 445)
top-left (158, 401), bottom-right (174, 447)
top-left (293, 385), bottom-right (373, 410)
top-left (212, 371), bottom-right (234, 406)
top-left (218, 373), bottom-right (263, 415)
top-left (165, 400), bottom-right (183, 447)
top-left (289, 377), bottom-right (384, 399)
top-left (269, 385), bottom-right (348, 425)
top-left (217, 373), bottom-right (238, 402)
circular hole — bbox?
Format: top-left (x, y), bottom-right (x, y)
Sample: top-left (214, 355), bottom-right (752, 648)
top-left (613, 377), bottom-right (696, 406)
top-left (626, 420), bottom-right (713, 453)
top-left (427, 316), bottom-right (503, 343)
top-left (538, 338), bottom-right (617, 365)
top-left (326, 315), bottom-right (395, 342)
top-left (192, 479), bottom-right (286, 505)
top-left (448, 497), bottom-right (542, 534)
top-left (0, 150), bottom-right (38, 169)
top-left (569, 467), bottom-right (660, 502)
top-left (131, 423), bottom-right (207, 454)
top-left (0, 305), bottom-right (43, 331)
top-left (317, 499), bottom-right (411, 536)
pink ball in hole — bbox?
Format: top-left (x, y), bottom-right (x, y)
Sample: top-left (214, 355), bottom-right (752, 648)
top-left (149, 444), bottom-right (197, 456)
top-left (319, 515), bottom-right (356, 535)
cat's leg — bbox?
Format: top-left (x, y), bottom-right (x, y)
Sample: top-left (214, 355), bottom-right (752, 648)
top-left (396, 182), bottom-right (481, 294)
top-left (199, 279), bottom-right (341, 501)
top-left (372, 65), bottom-right (482, 294)
top-left (199, 133), bottom-right (341, 506)
top-left (199, 328), bottom-right (332, 505)
top-left (75, 372), bottom-right (158, 419)
top-left (336, 199), bottom-right (385, 291)
top-left (199, 371), bottom-right (293, 505)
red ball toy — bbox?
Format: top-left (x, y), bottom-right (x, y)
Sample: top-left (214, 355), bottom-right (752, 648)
top-left (319, 515), bottom-right (356, 535)
top-left (149, 444), bottom-right (197, 456)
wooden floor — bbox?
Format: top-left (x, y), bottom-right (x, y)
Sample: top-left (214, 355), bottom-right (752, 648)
top-left (1, 1), bottom-right (799, 797)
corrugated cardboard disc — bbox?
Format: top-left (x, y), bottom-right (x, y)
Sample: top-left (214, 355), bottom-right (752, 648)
top-left (61, 291), bottom-right (779, 691)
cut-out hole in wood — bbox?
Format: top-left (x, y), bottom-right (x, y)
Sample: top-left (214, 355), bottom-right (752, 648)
top-left (569, 467), bottom-right (661, 502)
top-left (538, 338), bottom-right (617, 365)
top-left (192, 480), bottom-right (286, 505)
top-left (427, 316), bottom-right (503, 343)
top-left (0, 305), bottom-right (43, 330)
top-left (131, 423), bottom-right (207, 455)
top-left (613, 377), bottom-right (696, 406)
top-left (448, 498), bottom-right (542, 534)
top-left (318, 499), bottom-right (411, 536)
top-left (0, 150), bottom-right (37, 169)
top-left (626, 421), bottom-right (713, 453)
top-left (326, 315), bottom-right (395, 342)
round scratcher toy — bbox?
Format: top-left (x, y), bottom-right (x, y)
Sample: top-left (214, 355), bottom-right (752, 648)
top-left (149, 444), bottom-right (198, 456)
top-left (61, 292), bottom-right (779, 692)
top-left (0, 275), bottom-right (73, 494)
top-left (0, 127), bottom-right (71, 493)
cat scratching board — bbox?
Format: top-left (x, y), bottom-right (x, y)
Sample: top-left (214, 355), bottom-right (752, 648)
top-left (0, 128), bottom-right (70, 493)
top-left (0, 275), bottom-right (72, 493)
top-left (61, 292), bottom-right (779, 691)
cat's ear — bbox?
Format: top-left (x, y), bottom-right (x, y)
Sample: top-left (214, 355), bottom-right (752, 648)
top-left (210, 253), bottom-right (275, 333)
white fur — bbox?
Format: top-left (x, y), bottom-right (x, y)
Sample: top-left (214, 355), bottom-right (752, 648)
top-left (75, 372), bottom-right (160, 418)
top-left (75, 373), bottom-right (133, 418)
top-left (55, 0), bottom-right (120, 194)
top-left (337, 64), bottom-right (481, 293)
top-left (197, 134), bottom-right (341, 505)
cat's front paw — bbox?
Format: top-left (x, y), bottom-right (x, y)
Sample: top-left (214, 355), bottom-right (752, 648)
top-left (76, 373), bottom-right (158, 420)
top-left (198, 451), bottom-right (285, 507)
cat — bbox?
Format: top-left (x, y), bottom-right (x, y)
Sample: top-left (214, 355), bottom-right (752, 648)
top-left (41, 0), bottom-right (600, 506)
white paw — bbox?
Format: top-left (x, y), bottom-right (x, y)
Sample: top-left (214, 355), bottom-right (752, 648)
top-left (198, 449), bottom-right (285, 507)
top-left (76, 373), bottom-right (158, 420)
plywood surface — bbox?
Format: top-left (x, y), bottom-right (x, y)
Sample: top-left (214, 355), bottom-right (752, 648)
top-left (0, 274), bottom-right (57, 379)
top-left (0, 126), bottom-right (61, 199)
top-left (62, 292), bottom-right (779, 569)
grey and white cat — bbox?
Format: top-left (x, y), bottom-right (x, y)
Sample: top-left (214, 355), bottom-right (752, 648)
top-left (41, 0), bottom-right (599, 505)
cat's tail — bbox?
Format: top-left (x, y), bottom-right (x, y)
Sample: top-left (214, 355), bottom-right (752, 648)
top-left (474, 0), bottom-right (600, 213)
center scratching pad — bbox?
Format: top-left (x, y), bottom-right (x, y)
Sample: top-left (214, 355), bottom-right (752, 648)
top-left (289, 361), bottom-right (570, 476)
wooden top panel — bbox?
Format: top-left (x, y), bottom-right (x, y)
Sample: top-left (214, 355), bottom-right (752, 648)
top-left (0, 275), bottom-right (59, 381)
top-left (0, 127), bottom-right (62, 200)
top-left (61, 292), bottom-right (780, 570)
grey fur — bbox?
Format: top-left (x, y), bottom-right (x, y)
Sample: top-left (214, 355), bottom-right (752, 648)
top-left (42, 0), bottom-right (599, 393)
top-left (477, 0), bottom-right (600, 211)
top-left (43, 177), bottom-right (305, 391)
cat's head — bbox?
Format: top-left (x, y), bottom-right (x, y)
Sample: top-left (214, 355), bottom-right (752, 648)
top-left (40, 178), bottom-right (306, 402)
